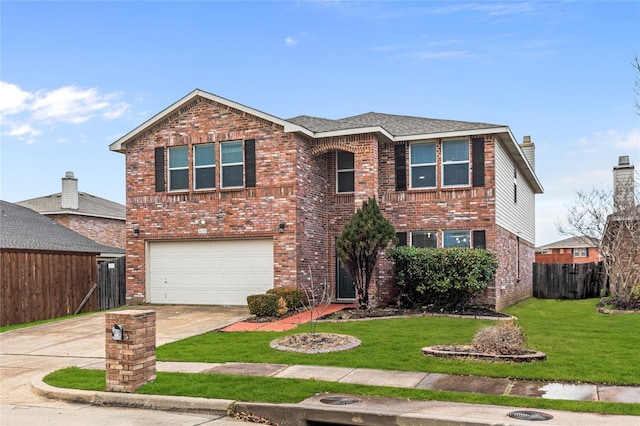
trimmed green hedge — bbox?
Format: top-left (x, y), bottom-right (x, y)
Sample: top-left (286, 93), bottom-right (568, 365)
top-left (267, 287), bottom-right (304, 310)
top-left (247, 294), bottom-right (281, 316)
top-left (389, 247), bottom-right (498, 310)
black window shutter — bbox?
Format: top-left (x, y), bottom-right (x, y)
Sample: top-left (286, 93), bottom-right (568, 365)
top-left (396, 232), bottom-right (408, 247)
top-left (154, 147), bottom-right (165, 192)
top-left (472, 138), bottom-right (485, 187)
top-left (394, 143), bottom-right (407, 191)
top-left (245, 139), bottom-right (256, 187)
top-left (473, 230), bottom-right (486, 249)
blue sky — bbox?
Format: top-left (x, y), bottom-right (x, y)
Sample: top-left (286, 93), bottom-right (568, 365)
top-left (1, 1), bottom-right (638, 246)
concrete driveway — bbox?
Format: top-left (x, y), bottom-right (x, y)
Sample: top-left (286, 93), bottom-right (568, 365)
top-left (0, 305), bottom-right (248, 407)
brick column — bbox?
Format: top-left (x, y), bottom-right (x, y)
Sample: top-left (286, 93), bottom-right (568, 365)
top-left (105, 310), bottom-right (156, 392)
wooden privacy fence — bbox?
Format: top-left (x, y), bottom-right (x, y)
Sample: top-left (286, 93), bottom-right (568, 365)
top-left (97, 256), bottom-right (126, 310)
top-left (1, 250), bottom-right (126, 327)
top-left (533, 262), bottom-right (606, 299)
top-left (1, 250), bottom-right (99, 326)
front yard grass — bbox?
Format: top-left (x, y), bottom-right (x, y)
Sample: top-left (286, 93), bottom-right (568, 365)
top-left (44, 298), bottom-right (640, 415)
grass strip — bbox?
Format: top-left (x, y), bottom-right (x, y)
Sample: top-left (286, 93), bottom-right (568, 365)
top-left (44, 368), bottom-right (640, 416)
top-left (157, 299), bottom-right (640, 385)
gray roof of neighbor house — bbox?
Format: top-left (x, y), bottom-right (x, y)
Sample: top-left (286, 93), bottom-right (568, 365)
top-left (0, 200), bottom-right (124, 255)
top-left (536, 236), bottom-right (599, 251)
top-left (287, 112), bottom-right (502, 137)
top-left (16, 192), bottom-right (125, 220)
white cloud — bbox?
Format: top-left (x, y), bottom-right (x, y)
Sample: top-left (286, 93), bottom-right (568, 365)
top-left (0, 81), bottom-right (33, 115)
top-left (7, 124), bottom-right (42, 138)
top-left (0, 81), bottom-right (130, 143)
top-left (284, 36), bottom-right (299, 47)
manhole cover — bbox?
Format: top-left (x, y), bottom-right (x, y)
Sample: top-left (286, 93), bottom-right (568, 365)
top-left (319, 396), bottom-right (360, 405)
top-left (507, 410), bottom-right (554, 421)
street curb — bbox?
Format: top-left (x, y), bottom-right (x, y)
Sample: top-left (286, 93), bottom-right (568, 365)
top-left (30, 371), bottom-right (234, 414)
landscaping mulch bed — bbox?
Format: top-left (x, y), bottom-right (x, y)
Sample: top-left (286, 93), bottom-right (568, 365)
top-left (320, 306), bottom-right (511, 321)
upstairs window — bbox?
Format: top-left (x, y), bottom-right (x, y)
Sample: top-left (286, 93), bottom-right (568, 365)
top-left (168, 146), bottom-right (189, 191)
top-left (337, 150), bottom-right (355, 193)
top-left (573, 248), bottom-right (588, 257)
top-left (442, 139), bottom-right (469, 186)
top-left (410, 142), bottom-right (436, 188)
top-left (221, 141), bottom-right (244, 188)
top-left (194, 144), bottom-right (215, 190)
top-left (443, 230), bottom-right (470, 248)
top-left (412, 231), bottom-right (437, 248)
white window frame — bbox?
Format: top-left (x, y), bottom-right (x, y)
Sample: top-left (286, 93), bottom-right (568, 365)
top-left (220, 141), bottom-right (244, 189)
top-left (442, 139), bottom-right (470, 187)
top-left (193, 143), bottom-right (216, 190)
top-left (168, 146), bottom-right (189, 192)
top-left (409, 141), bottom-right (437, 189)
top-left (573, 248), bottom-right (588, 257)
top-left (336, 150), bottom-right (355, 194)
top-left (443, 230), bottom-right (471, 248)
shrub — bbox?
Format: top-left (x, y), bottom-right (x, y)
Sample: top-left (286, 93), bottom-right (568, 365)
top-left (389, 246), bottom-right (498, 310)
top-left (247, 294), bottom-right (282, 316)
top-left (472, 320), bottom-right (525, 355)
top-left (267, 287), bottom-right (304, 310)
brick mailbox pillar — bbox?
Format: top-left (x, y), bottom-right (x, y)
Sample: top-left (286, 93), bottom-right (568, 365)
top-left (105, 310), bottom-right (156, 392)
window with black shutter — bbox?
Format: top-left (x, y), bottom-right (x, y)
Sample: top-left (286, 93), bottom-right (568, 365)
top-left (395, 144), bottom-right (407, 191)
top-left (155, 147), bottom-right (165, 192)
top-left (471, 138), bottom-right (485, 187)
top-left (245, 139), bottom-right (256, 188)
top-left (473, 230), bottom-right (486, 249)
top-left (396, 232), bottom-right (407, 247)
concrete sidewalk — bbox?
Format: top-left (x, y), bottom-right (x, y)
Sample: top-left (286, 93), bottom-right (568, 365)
top-left (33, 361), bottom-right (640, 426)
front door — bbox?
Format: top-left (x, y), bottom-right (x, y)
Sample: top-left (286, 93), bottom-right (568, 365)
top-left (336, 253), bottom-right (355, 300)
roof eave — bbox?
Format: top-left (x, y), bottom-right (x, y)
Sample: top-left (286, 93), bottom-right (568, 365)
top-left (496, 130), bottom-right (544, 194)
top-left (109, 89), bottom-right (313, 153)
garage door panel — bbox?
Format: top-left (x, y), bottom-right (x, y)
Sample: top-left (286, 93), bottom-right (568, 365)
top-left (149, 239), bottom-right (274, 305)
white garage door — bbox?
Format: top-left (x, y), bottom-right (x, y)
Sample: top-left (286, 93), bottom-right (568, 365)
top-left (148, 239), bottom-right (274, 305)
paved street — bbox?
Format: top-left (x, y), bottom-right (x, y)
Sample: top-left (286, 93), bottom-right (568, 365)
top-left (0, 305), bottom-right (249, 426)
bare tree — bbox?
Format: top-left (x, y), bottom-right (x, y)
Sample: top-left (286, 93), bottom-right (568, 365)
top-left (557, 174), bottom-right (640, 304)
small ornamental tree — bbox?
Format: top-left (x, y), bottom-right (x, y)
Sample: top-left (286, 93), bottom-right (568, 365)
top-left (336, 197), bottom-right (396, 309)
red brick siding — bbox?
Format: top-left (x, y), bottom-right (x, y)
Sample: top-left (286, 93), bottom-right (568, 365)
top-left (124, 98), bottom-right (299, 302)
top-left (121, 96), bottom-right (532, 310)
top-left (49, 214), bottom-right (125, 249)
top-left (492, 226), bottom-right (534, 310)
top-left (535, 248), bottom-right (601, 264)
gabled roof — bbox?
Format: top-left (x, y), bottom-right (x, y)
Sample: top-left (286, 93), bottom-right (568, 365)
top-left (288, 112), bottom-right (502, 138)
top-left (16, 192), bottom-right (125, 220)
top-left (536, 236), bottom-right (599, 251)
top-left (108, 88), bottom-right (542, 193)
top-left (0, 200), bottom-right (124, 255)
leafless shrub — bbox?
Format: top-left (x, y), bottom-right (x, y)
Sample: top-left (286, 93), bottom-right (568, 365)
top-left (472, 320), bottom-right (525, 355)
top-left (300, 267), bottom-right (331, 335)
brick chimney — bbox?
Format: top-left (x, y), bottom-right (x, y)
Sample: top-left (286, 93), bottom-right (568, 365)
top-left (61, 171), bottom-right (79, 210)
top-left (613, 156), bottom-right (635, 212)
top-left (520, 135), bottom-right (535, 170)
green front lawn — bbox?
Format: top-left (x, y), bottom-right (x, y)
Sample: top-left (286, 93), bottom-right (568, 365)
top-left (44, 298), bottom-right (640, 416)
top-left (158, 298), bottom-right (640, 385)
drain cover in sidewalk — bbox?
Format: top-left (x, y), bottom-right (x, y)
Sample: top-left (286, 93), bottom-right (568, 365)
top-left (507, 410), bottom-right (553, 421)
top-left (319, 396), bottom-right (360, 405)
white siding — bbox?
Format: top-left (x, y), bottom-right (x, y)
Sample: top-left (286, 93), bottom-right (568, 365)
top-left (495, 140), bottom-right (536, 244)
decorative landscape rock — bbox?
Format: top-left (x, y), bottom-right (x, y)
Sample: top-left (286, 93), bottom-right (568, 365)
top-left (422, 345), bottom-right (546, 362)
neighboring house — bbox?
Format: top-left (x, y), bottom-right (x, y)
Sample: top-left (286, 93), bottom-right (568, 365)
top-left (535, 237), bottom-right (601, 264)
top-left (109, 89), bottom-right (543, 310)
top-left (603, 155), bottom-right (640, 299)
top-left (16, 172), bottom-right (126, 249)
top-left (0, 201), bottom-right (124, 326)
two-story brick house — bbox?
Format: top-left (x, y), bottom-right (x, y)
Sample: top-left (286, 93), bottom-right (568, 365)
top-left (110, 89), bottom-right (543, 310)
